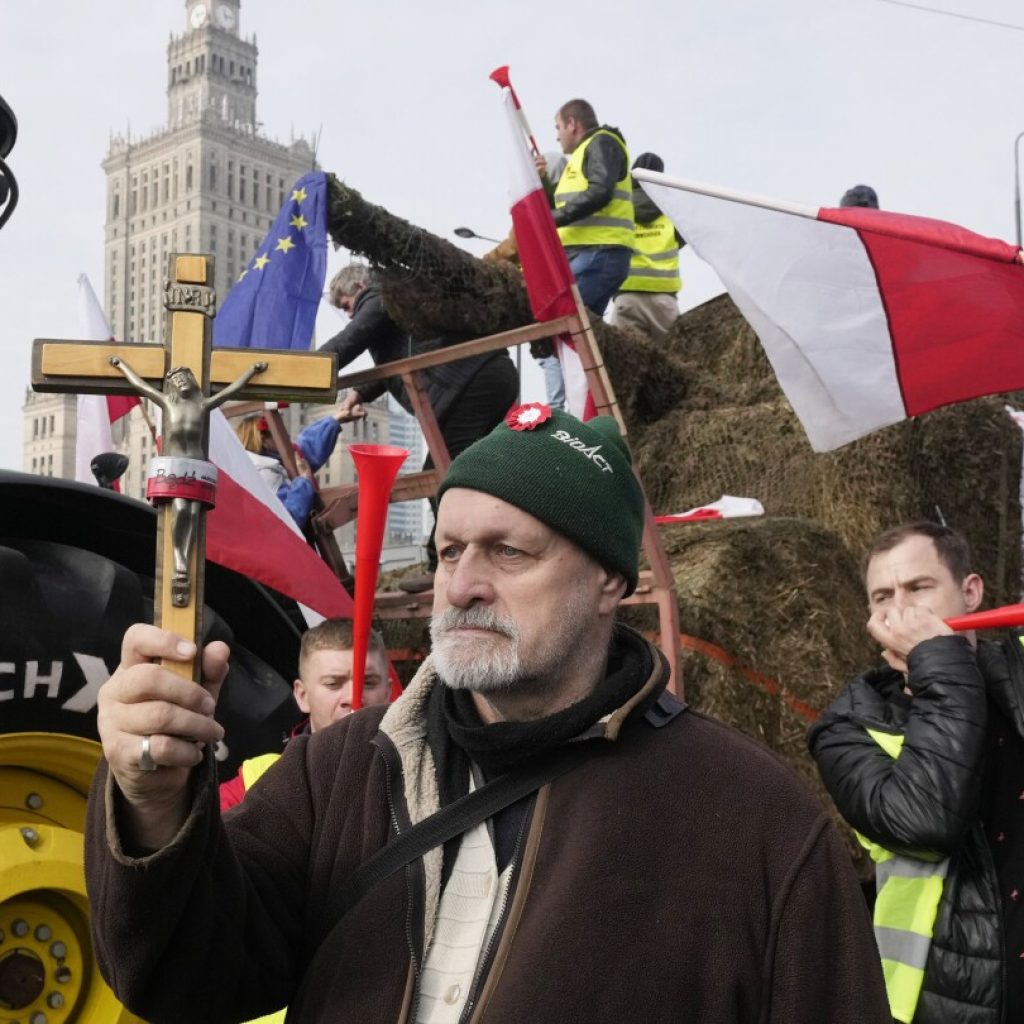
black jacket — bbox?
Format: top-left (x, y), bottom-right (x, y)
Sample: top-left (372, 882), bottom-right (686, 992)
top-left (808, 635), bottom-right (1024, 1023)
top-left (319, 286), bottom-right (509, 424)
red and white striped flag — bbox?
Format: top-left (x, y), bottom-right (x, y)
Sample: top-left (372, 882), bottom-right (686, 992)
top-left (206, 411), bottom-right (352, 621)
top-left (74, 274), bottom-right (140, 487)
top-left (655, 495), bottom-right (764, 525)
top-left (496, 76), bottom-right (596, 419)
top-left (636, 170), bottom-right (1024, 451)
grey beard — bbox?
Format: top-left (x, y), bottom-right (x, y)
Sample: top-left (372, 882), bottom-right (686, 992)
top-left (430, 606), bottom-right (522, 693)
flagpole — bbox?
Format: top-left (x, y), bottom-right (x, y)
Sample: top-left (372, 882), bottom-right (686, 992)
top-left (1014, 129), bottom-right (1024, 248)
top-left (632, 169), bottom-right (820, 220)
top-left (489, 66), bottom-right (542, 158)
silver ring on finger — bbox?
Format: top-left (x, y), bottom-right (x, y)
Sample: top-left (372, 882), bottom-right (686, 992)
top-left (137, 735), bottom-right (158, 772)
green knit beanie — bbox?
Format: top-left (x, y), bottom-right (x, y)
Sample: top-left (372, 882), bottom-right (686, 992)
top-left (437, 404), bottom-right (645, 595)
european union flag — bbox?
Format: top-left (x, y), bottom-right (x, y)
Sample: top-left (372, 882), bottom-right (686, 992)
top-left (214, 170), bottom-right (328, 350)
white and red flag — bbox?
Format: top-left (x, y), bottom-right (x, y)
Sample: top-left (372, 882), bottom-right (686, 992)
top-left (494, 70), bottom-right (596, 419)
top-left (655, 495), bottom-right (765, 525)
top-left (635, 170), bottom-right (1024, 451)
top-left (74, 274), bottom-right (140, 487)
top-left (205, 411), bottom-right (352, 621)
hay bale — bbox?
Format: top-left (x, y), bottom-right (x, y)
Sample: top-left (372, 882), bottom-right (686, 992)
top-left (661, 516), bottom-right (877, 863)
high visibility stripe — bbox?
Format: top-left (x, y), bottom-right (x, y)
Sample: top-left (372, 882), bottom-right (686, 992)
top-left (881, 959), bottom-right (926, 1024)
top-left (644, 248), bottom-right (680, 261)
top-left (626, 267), bottom-right (679, 279)
top-left (875, 926), bottom-right (934, 969)
top-left (240, 752), bottom-right (281, 791)
top-left (877, 856), bottom-right (949, 883)
top-left (556, 187), bottom-right (633, 202)
top-left (570, 214), bottom-right (635, 230)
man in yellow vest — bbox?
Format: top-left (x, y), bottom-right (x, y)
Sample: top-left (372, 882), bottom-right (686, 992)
top-left (810, 521), bottom-right (1024, 1023)
top-left (535, 98), bottom-right (634, 319)
top-left (611, 152), bottom-right (684, 342)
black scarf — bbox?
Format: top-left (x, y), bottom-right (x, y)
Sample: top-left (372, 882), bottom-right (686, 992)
top-left (425, 624), bottom-right (656, 878)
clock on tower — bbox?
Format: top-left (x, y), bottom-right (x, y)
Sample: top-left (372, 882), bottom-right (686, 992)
top-left (189, 2), bottom-right (208, 29)
top-left (214, 3), bottom-right (237, 30)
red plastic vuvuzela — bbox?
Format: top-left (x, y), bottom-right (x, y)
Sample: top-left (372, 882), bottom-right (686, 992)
top-left (945, 603), bottom-right (1024, 632)
top-left (348, 443), bottom-right (408, 709)
top-left (489, 65), bottom-right (511, 89)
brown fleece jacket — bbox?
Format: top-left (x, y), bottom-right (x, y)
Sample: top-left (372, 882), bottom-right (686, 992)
top-left (85, 630), bottom-right (890, 1023)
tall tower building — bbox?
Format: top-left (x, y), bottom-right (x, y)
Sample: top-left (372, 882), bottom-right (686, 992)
top-left (21, 0), bottom-right (427, 560)
top-left (102, 0), bottom-right (315, 344)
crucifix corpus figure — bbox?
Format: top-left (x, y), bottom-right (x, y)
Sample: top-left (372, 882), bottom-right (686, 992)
top-left (109, 357), bottom-right (268, 606)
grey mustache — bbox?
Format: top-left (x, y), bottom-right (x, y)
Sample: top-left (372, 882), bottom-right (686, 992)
top-left (433, 607), bottom-right (519, 640)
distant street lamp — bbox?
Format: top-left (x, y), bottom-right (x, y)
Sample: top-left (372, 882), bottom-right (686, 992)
top-left (1015, 130), bottom-right (1024, 247)
top-left (454, 226), bottom-right (500, 244)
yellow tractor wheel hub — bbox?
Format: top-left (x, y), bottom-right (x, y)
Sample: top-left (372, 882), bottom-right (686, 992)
top-left (0, 733), bottom-right (143, 1023)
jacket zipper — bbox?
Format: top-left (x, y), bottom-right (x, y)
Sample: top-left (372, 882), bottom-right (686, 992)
top-left (455, 798), bottom-right (534, 1024)
top-left (376, 743), bottom-right (422, 985)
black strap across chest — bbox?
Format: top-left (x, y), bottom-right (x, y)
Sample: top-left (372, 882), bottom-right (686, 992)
top-left (334, 690), bottom-right (686, 921)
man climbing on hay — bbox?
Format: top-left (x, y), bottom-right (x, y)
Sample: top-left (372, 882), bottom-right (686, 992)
top-left (322, 263), bottom-right (518, 593)
top-left (810, 521), bottom-right (1024, 1024)
top-left (86, 407), bottom-right (889, 1023)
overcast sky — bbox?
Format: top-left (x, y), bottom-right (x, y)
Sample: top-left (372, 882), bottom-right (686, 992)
top-left (2, 0), bottom-right (1024, 470)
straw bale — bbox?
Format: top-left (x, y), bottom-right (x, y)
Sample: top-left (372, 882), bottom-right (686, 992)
top-left (659, 516), bottom-right (877, 864)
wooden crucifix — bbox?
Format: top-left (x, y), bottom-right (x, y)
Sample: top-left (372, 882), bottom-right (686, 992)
top-left (32, 253), bottom-right (338, 679)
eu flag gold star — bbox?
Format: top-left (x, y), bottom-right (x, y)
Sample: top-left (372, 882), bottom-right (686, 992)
top-left (238, 269), bottom-right (249, 281)
top-left (275, 235), bottom-right (296, 254)
top-left (290, 213), bottom-right (309, 230)
top-left (291, 187), bottom-right (308, 203)
top-left (254, 254), bottom-right (271, 270)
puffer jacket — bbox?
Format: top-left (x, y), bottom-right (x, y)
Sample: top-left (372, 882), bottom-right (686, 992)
top-left (809, 634), bottom-right (1024, 1023)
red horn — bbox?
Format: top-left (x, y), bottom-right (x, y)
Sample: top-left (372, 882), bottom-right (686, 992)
top-left (489, 65), bottom-right (511, 88)
top-left (348, 443), bottom-right (409, 709)
top-left (945, 603), bottom-right (1024, 632)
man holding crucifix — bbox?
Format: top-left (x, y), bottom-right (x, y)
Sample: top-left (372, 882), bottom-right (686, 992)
top-left (85, 405), bottom-right (889, 1023)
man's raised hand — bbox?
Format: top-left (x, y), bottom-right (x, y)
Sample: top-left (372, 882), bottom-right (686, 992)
top-left (867, 605), bottom-right (954, 676)
top-left (97, 624), bottom-right (229, 850)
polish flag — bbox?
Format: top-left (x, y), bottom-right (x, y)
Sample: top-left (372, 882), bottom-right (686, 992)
top-left (635, 170), bottom-right (1024, 451)
top-left (74, 275), bottom-right (140, 487)
top-left (655, 495), bottom-right (765, 525)
top-left (496, 79), bottom-right (596, 420)
top-left (206, 411), bottom-right (353, 621)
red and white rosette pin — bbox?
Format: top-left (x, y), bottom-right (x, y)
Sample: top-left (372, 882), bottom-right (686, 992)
top-left (146, 456), bottom-right (219, 507)
top-left (505, 402), bottom-right (552, 432)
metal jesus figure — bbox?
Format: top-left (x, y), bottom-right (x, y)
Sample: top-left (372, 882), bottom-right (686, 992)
top-left (109, 357), bottom-right (268, 605)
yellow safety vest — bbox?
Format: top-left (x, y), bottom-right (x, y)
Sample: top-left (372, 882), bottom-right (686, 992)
top-left (554, 129), bottom-right (634, 249)
top-left (238, 753), bottom-right (287, 1024)
top-left (240, 752), bottom-right (281, 791)
top-left (620, 214), bottom-right (681, 293)
top-left (859, 727), bottom-right (949, 1024)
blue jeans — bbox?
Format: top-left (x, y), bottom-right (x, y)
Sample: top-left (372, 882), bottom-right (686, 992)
top-left (538, 356), bottom-right (565, 409)
top-left (567, 246), bottom-right (632, 318)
